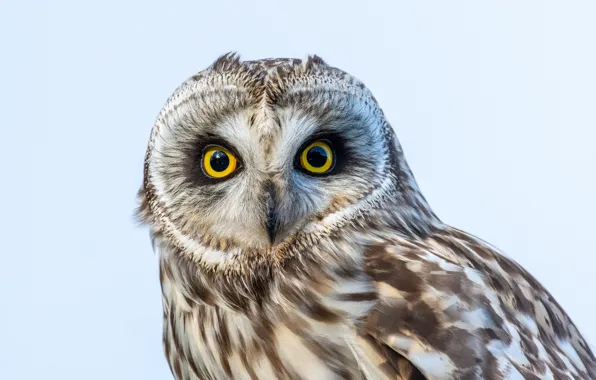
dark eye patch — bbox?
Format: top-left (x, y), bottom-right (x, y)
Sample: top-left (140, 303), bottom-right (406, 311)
top-left (294, 132), bottom-right (347, 176)
top-left (182, 134), bottom-right (244, 186)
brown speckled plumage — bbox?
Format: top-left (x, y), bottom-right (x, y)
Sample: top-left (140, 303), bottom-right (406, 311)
top-left (137, 53), bottom-right (595, 379)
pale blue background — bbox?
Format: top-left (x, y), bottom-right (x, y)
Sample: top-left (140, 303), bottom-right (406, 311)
top-left (2, 1), bottom-right (595, 379)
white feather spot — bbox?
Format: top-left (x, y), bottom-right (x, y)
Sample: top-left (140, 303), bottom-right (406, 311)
top-left (504, 328), bottom-right (532, 367)
top-left (558, 339), bottom-right (587, 372)
top-left (463, 267), bottom-right (486, 287)
top-left (461, 307), bottom-right (493, 329)
top-left (517, 313), bottom-right (539, 335)
top-left (439, 294), bottom-right (460, 310)
top-left (407, 351), bottom-right (456, 378)
top-left (377, 282), bottom-right (405, 299)
top-left (387, 334), bottom-right (416, 352)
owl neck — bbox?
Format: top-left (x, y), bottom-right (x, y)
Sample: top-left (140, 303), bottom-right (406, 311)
top-left (156, 198), bottom-right (439, 317)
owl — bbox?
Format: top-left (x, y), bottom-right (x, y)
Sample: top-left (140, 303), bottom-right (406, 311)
top-left (136, 53), bottom-right (595, 379)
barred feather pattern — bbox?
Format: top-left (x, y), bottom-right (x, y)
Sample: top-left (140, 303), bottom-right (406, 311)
top-left (138, 53), bottom-right (596, 379)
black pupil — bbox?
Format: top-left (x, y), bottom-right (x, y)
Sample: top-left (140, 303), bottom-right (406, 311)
top-left (210, 150), bottom-right (230, 172)
top-left (306, 146), bottom-right (329, 168)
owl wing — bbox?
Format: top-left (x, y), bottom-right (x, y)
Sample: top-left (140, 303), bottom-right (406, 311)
top-left (357, 229), bottom-right (596, 379)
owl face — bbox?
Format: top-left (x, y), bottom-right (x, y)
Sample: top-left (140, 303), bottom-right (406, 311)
top-left (142, 55), bottom-right (417, 267)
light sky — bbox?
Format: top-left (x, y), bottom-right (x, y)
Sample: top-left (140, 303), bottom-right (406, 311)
top-left (3, 1), bottom-right (595, 379)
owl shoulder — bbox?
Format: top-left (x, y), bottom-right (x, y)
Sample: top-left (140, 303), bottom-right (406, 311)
top-left (358, 229), bottom-right (595, 379)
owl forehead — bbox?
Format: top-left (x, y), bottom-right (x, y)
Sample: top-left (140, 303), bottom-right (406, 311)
top-left (152, 54), bottom-right (385, 163)
top-left (211, 109), bottom-right (320, 162)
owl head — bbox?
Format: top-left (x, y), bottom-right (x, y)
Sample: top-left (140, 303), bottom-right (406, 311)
top-left (137, 53), bottom-right (435, 272)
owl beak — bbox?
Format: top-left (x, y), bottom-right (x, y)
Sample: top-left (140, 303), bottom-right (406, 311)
top-left (264, 182), bottom-right (278, 245)
top-left (266, 204), bottom-right (277, 245)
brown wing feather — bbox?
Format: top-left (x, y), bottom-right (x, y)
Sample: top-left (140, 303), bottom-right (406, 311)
top-left (356, 334), bottom-right (427, 379)
top-left (358, 228), bottom-right (596, 379)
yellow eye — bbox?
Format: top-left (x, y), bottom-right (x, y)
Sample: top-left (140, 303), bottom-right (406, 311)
top-left (299, 140), bottom-right (334, 174)
top-left (202, 146), bottom-right (237, 178)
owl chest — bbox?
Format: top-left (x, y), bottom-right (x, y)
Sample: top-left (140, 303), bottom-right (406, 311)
top-left (163, 304), bottom-right (367, 380)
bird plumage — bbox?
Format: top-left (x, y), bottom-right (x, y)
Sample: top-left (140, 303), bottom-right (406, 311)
top-left (137, 53), bottom-right (595, 379)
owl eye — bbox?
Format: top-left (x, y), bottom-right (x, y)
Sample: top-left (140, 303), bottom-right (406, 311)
top-left (299, 140), bottom-right (335, 175)
top-left (202, 145), bottom-right (238, 179)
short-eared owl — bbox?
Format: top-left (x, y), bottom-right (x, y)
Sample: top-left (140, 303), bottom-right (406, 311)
top-left (136, 53), bottom-right (595, 379)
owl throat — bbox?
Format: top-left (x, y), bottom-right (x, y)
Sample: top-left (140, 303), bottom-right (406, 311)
top-left (157, 217), bottom-right (384, 379)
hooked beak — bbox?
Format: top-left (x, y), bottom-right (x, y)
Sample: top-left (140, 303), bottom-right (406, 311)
top-left (264, 182), bottom-right (278, 245)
